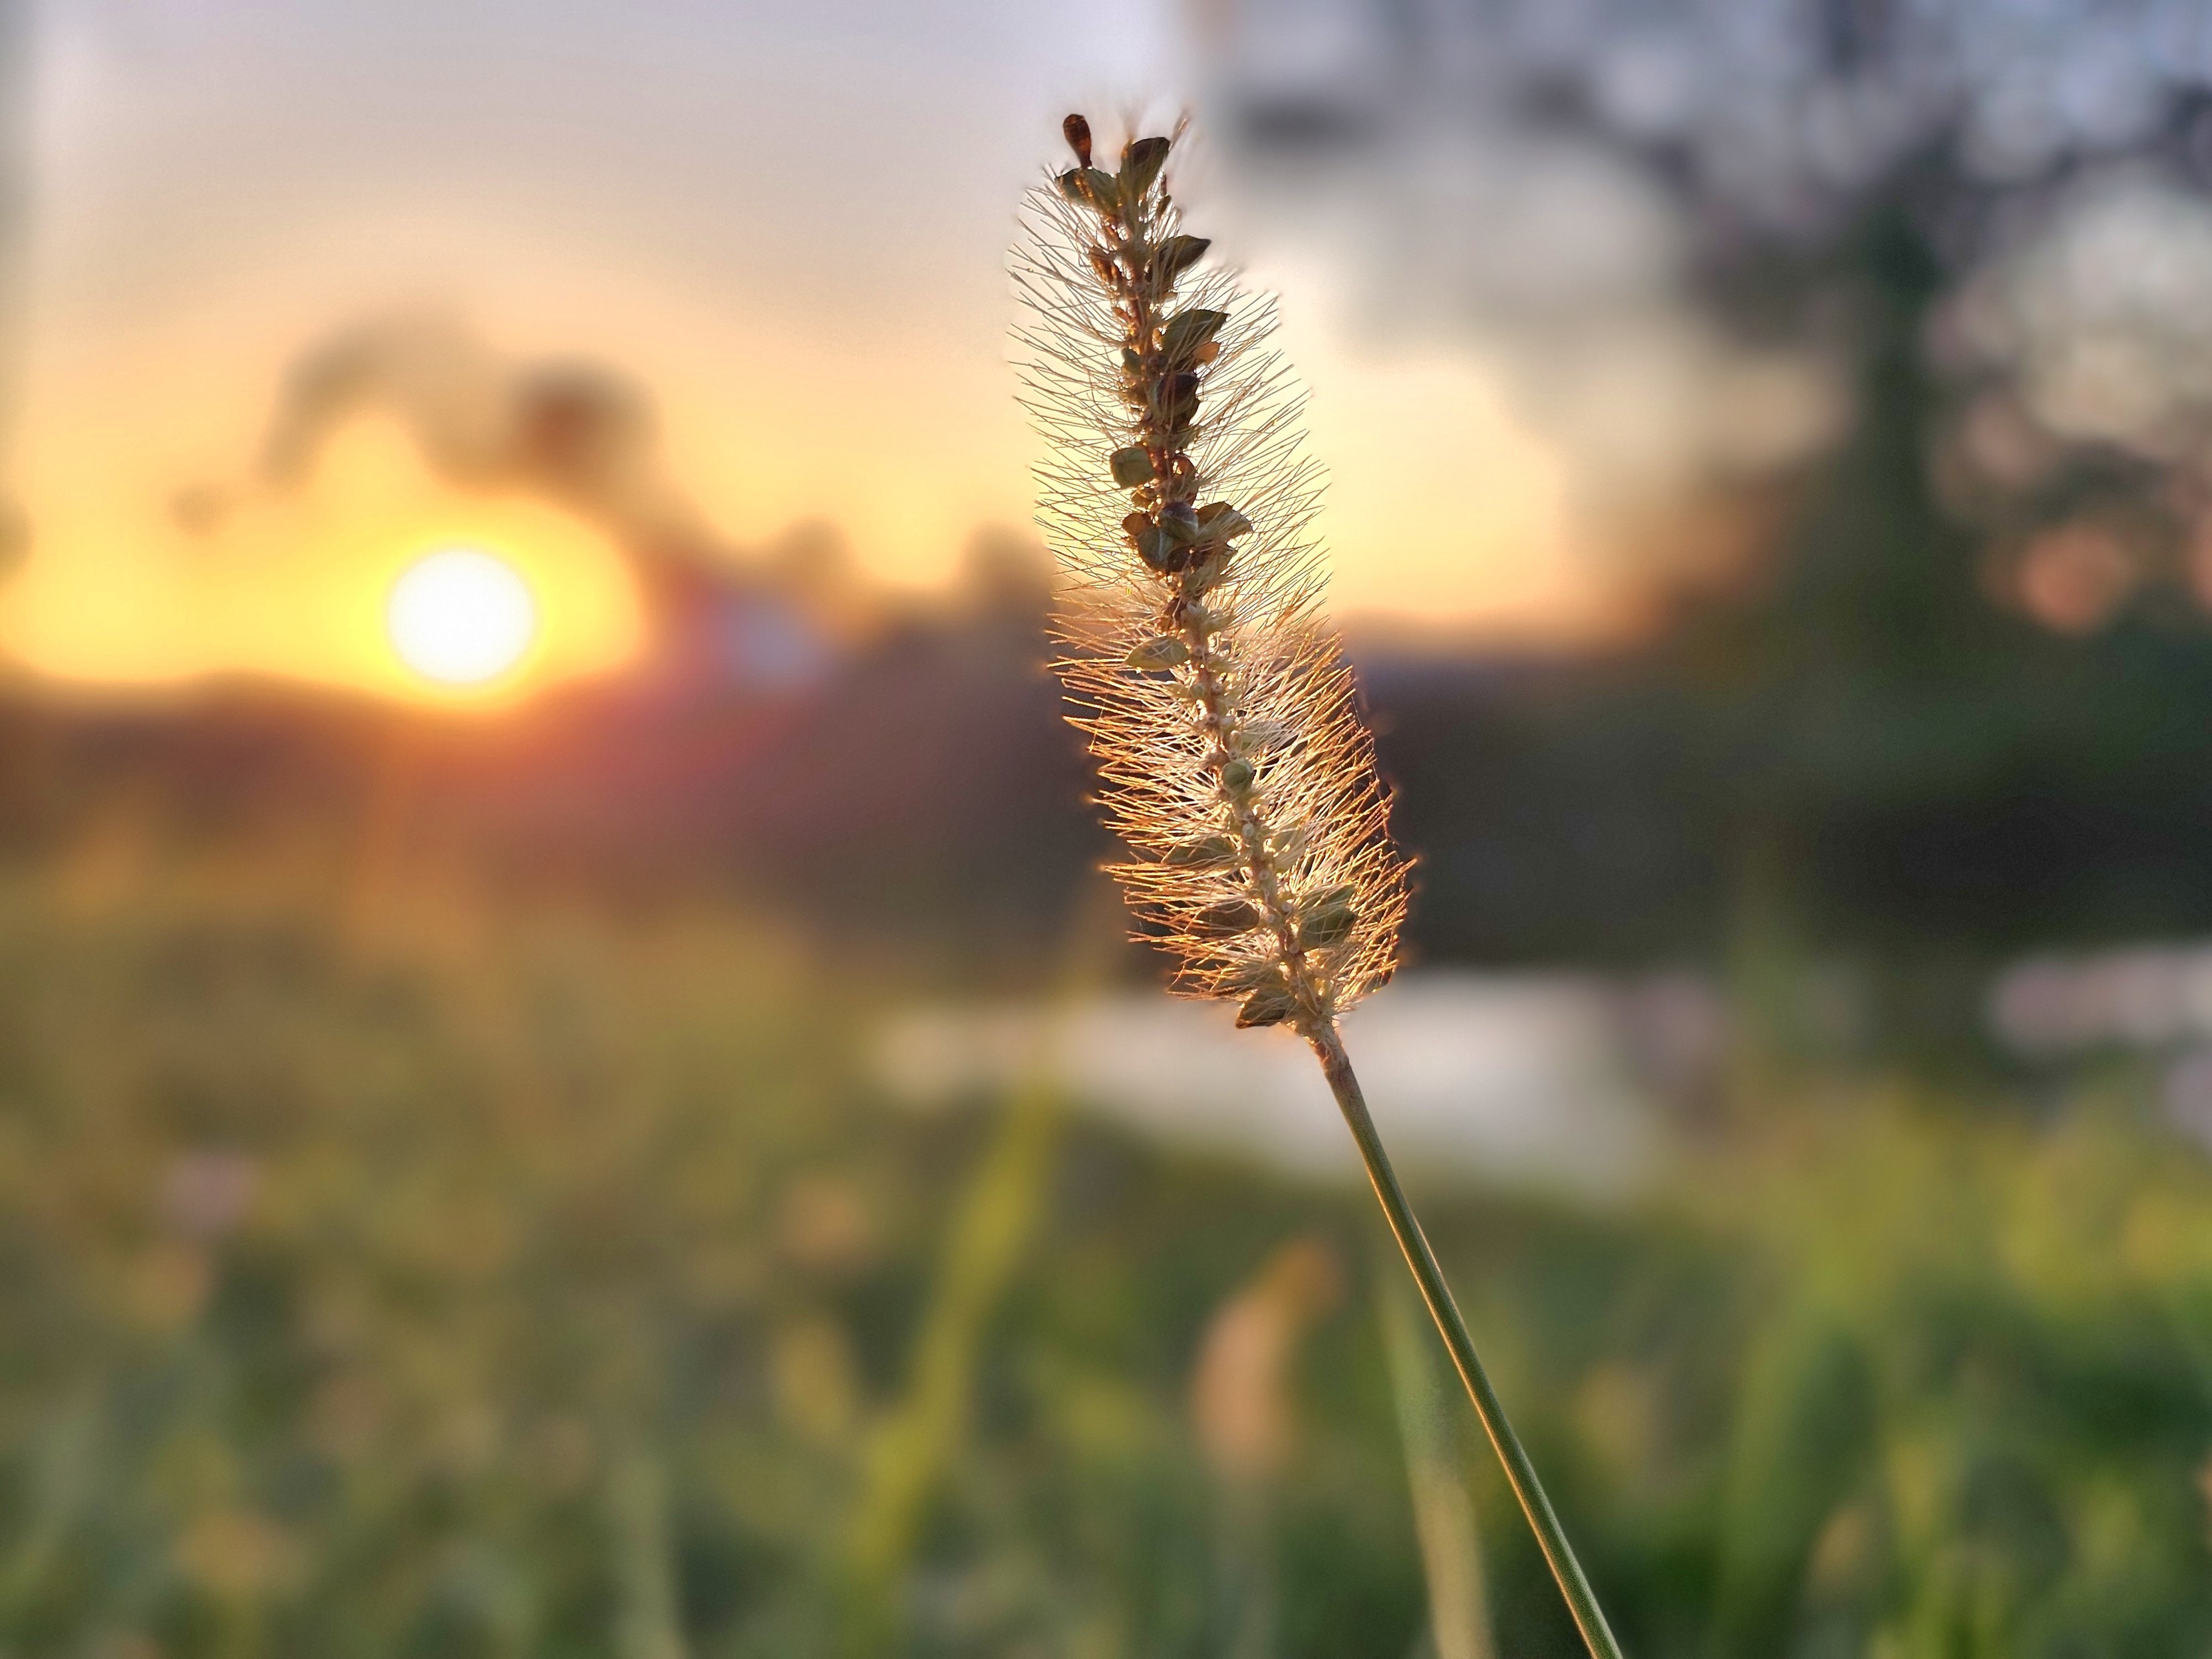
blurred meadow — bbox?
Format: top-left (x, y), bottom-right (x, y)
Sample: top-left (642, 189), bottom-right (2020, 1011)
top-left (5, 1), bottom-right (2212, 1656)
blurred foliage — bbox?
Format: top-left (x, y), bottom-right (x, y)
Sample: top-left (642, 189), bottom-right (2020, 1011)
top-left (0, 875), bottom-right (2205, 1657)
top-left (1370, 198), bottom-right (2212, 978)
top-left (1203, 0), bottom-right (2212, 982)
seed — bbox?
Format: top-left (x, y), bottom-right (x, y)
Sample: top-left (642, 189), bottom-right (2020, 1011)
top-left (1161, 309), bottom-right (1227, 363)
top-left (1119, 134), bottom-right (1170, 200)
top-left (1162, 834), bottom-right (1239, 869)
top-left (1184, 549), bottom-right (1230, 592)
top-left (1195, 503), bottom-right (1253, 542)
top-left (1154, 235), bottom-right (1210, 285)
top-left (1236, 977), bottom-right (1299, 1028)
top-left (1297, 884), bottom-right (1359, 948)
top-left (1192, 897), bottom-right (1262, 937)
top-left (1062, 113), bottom-right (1093, 167)
top-left (1125, 635), bottom-right (1190, 671)
top-left (1110, 446), bottom-right (1156, 488)
top-left (1060, 167), bottom-right (1119, 213)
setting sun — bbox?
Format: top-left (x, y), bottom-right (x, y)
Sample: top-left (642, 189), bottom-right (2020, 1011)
top-left (387, 547), bottom-right (539, 686)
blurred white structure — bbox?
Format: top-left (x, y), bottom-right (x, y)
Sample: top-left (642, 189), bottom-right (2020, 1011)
top-left (1988, 943), bottom-right (2212, 1056)
top-left (874, 971), bottom-right (1701, 1198)
top-left (1987, 941), bottom-right (2212, 1154)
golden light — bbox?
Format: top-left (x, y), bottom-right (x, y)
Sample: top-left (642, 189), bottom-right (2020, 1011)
top-left (386, 547), bottom-right (540, 686)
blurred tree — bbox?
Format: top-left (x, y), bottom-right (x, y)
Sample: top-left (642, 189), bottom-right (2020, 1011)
top-left (1209, 0), bottom-right (2212, 980)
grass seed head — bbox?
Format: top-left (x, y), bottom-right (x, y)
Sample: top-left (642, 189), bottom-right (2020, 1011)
top-left (1012, 112), bottom-right (1410, 1033)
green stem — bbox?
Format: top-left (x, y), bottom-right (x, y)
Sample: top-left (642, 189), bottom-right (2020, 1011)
top-left (1307, 1020), bottom-right (1627, 1659)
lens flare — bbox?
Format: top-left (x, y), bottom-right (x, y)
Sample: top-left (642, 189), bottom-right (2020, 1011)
top-left (386, 547), bottom-right (538, 686)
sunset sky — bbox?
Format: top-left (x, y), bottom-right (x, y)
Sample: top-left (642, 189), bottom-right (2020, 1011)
top-left (0, 0), bottom-right (1599, 700)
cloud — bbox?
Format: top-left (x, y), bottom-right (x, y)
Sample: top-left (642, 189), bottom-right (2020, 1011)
top-left (238, 310), bottom-right (714, 563)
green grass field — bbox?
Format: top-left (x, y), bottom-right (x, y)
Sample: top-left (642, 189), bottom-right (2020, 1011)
top-left (0, 875), bottom-right (2207, 1658)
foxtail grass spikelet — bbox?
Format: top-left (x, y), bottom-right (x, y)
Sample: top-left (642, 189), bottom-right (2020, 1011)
top-left (1013, 114), bottom-right (1407, 1036)
top-left (1012, 114), bottom-right (1628, 1659)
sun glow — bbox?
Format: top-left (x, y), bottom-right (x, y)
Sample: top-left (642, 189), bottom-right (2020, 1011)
top-left (387, 547), bottom-right (539, 686)
top-left (0, 406), bottom-right (643, 702)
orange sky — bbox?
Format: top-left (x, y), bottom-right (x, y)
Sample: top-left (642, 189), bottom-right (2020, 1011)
top-left (0, 2), bottom-right (1610, 704)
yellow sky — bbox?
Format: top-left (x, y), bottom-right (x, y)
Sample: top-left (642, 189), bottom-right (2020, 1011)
top-left (0, 3), bottom-right (1608, 703)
